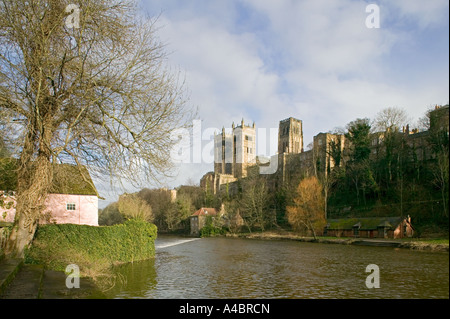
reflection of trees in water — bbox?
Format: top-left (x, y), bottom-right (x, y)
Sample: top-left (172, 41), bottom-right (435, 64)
top-left (106, 259), bottom-right (157, 298)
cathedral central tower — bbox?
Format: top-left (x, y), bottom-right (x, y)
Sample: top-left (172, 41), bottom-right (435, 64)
top-left (278, 117), bottom-right (303, 154)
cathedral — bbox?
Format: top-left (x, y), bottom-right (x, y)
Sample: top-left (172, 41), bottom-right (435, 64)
top-left (200, 104), bottom-right (449, 195)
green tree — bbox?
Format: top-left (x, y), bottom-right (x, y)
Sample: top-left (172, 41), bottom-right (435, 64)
top-left (344, 118), bottom-right (377, 206)
top-left (168, 194), bottom-right (193, 232)
top-left (345, 118), bottom-right (371, 163)
top-left (427, 107), bottom-right (449, 218)
top-left (98, 202), bottom-right (123, 226)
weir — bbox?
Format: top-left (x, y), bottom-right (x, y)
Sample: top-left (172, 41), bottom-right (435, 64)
top-left (155, 238), bottom-right (201, 249)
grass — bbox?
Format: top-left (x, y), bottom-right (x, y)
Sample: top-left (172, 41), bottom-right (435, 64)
top-left (399, 238), bottom-right (449, 245)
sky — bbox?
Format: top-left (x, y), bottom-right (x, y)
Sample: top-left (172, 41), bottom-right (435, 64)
top-left (98, 0), bottom-right (449, 207)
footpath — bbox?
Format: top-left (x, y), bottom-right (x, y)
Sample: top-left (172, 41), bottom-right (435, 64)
top-left (0, 255), bottom-right (105, 299)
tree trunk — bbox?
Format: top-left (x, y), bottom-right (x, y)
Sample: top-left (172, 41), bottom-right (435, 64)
top-left (5, 154), bottom-right (53, 258)
top-left (4, 210), bottom-right (38, 258)
top-left (308, 219), bottom-right (317, 240)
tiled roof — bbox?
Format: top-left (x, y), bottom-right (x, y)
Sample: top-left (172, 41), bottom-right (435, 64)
top-left (191, 207), bottom-right (218, 217)
top-left (326, 217), bottom-right (407, 230)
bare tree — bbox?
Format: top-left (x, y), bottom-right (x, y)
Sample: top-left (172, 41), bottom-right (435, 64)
top-left (287, 176), bottom-right (326, 239)
top-left (118, 193), bottom-right (153, 222)
top-left (0, 0), bottom-right (194, 257)
top-left (239, 173), bottom-right (271, 231)
top-left (372, 107), bottom-right (411, 133)
top-left (433, 150), bottom-right (449, 218)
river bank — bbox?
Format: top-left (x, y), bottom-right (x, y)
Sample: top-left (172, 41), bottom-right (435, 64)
top-left (224, 231), bottom-right (449, 252)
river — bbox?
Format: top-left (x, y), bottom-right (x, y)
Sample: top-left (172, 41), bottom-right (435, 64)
top-left (104, 235), bottom-right (449, 299)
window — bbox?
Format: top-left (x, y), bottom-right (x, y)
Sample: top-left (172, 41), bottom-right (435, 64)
top-left (66, 203), bottom-right (76, 211)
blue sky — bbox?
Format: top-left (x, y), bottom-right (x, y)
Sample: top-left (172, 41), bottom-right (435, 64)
top-left (99, 0), bottom-right (449, 205)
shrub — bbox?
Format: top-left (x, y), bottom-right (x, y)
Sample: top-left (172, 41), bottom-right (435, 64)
top-left (200, 217), bottom-right (227, 237)
top-left (25, 220), bottom-right (157, 283)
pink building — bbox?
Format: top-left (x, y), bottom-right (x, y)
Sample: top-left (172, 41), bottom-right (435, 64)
top-left (0, 163), bottom-right (99, 226)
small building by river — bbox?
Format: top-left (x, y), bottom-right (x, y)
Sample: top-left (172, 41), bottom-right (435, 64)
top-left (190, 207), bottom-right (218, 236)
top-left (323, 216), bottom-right (414, 239)
top-left (0, 162), bottom-right (99, 226)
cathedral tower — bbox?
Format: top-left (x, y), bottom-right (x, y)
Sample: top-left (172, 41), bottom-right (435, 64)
top-left (214, 119), bottom-right (256, 178)
top-left (278, 117), bottom-right (303, 154)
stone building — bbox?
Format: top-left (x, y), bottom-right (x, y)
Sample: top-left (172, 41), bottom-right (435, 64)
top-left (214, 119), bottom-right (256, 179)
top-left (189, 207), bottom-right (218, 236)
top-left (201, 104), bottom-right (449, 196)
top-left (278, 117), bottom-right (303, 154)
top-left (207, 119), bottom-right (257, 194)
top-left (313, 132), bottom-right (347, 175)
top-left (430, 104), bottom-right (449, 133)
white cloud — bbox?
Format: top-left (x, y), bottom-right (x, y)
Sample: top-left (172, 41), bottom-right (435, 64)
top-left (157, 15), bottom-right (284, 126)
top-left (381, 0), bottom-right (449, 30)
top-left (127, 0), bottom-right (449, 195)
top-left (242, 0), bottom-right (448, 136)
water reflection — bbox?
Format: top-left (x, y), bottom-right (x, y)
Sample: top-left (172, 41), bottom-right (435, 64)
top-left (107, 257), bottom-right (157, 298)
top-left (106, 236), bottom-right (449, 299)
